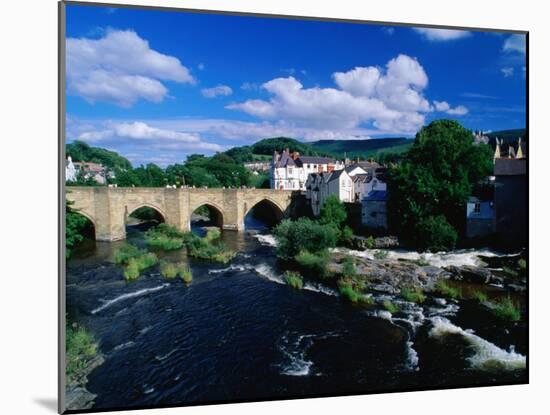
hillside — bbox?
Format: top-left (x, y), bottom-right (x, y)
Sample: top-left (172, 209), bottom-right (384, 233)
top-left (67, 140), bottom-right (133, 170)
top-left (310, 137), bottom-right (413, 159)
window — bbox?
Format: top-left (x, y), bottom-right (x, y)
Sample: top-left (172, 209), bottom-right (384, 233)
top-left (288, 167), bottom-right (293, 175)
top-left (474, 202), bottom-right (481, 214)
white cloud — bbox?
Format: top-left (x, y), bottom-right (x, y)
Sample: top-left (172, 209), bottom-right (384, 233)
top-left (228, 54), bottom-right (436, 134)
top-left (413, 28), bottom-right (471, 41)
top-left (501, 67), bottom-right (514, 77)
top-left (433, 100), bottom-right (468, 116)
top-left (67, 29), bottom-right (195, 107)
top-left (503, 34), bottom-right (526, 54)
top-left (201, 85), bottom-right (233, 98)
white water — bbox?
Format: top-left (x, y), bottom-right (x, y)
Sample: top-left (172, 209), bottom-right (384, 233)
top-left (332, 247), bottom-right (517, 268)
top-left (253, 234), bottom-right (277, 246)
top-left (429, 316), bottom-right (526, 371)
top-left (303, 281), bottom-right (339, 296)
top-left (91, 283), bottom-right (170, 315)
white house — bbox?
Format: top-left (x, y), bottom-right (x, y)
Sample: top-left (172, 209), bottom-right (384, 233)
top-left (65, 156), bottom-right (77, 182)
top-left (271, 148), bottom-right (344, 190)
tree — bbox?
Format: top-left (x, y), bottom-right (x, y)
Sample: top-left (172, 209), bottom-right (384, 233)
top-left (66, 198), bottom-right (88, 258)
top-left (387, 120), bottom-right (493, 251)
top-left (273, 218), bottom-right (339, 260)
top-left (319, 195), bottom-right (347, 227)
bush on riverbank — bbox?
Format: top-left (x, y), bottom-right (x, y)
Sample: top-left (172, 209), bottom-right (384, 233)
top-left (295, 250), bottom-right (330, 278)
top-left (342, 257), bottom-right (357, 279)
top-left (492, 297), bottom-right (521, 322)
top-left (284, 271), bottom-right (304, 290)
top-left (383, 300), bottom-right (399, 313)
top-left (472, 290), bottom-right (488, 303)
top-left (160, 261), bottom-right (178, 279)
top-left (273, 218), bottom-right (338, 260)
top-left (183, 232), bottom-right (235, 263)
top-left (338, 282), bottom-right (373, 304)
top-left (66, 323), bottom-right (98, 385)
top-left (435, 280), bottom-right (462, 299)
top-left (179, 265), bottom-right (193, 284)
top-left (114, 244), bottom-right (158, 280)
top-left (400, 287), bottom-right (426, 303)
top-left (146, 224), bottom-right (186, 250)
top-left (113, 244), bottom-right (144, 265)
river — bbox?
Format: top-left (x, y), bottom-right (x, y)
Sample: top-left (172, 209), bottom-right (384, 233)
top-left (66, 220), bottom-right (527, 411)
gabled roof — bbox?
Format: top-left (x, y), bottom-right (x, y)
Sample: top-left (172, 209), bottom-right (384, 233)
top-left (274, 151), bottom-right (296, 168)
top-left (327, 169), bottom-right (348, 183)
top-left (352, 173), bottom-right (372, 183)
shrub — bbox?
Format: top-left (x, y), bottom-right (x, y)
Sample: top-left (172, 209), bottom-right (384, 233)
top-left (135, 252), bottom-right (158, 271)
top-left (183, 232), bottom-right (235, 263)
top-left (383, 300), bottom-right (399, 313)
top-left (338, 282), bottom-right (373, 304)
top-left (179, 265), bottom-right (193, 284)
top-left (151, 223), bottom-right (186, 238)
top-left (400, 287), bottom-right (426, 303)
top-left (339, 225), bottom-right (354, 245)
top-left (66, 323), bottom-right (98, 384)
top-left (295, 250), bottom-right (330, 278)
top-left (342, 257), bottom-right (357, 279)
top-left (113, 244), bottom-right (144, 265)
top-left (273, 218), bottom-right (338, 260)
top-left (121, 252), bottom-right (158, 281)
top-left (319, 195), bottom-right (347, 227)
top-left (435, 280), bottom-right (462, 299)
top-left (365, 236), bottom-right (375, 249)
top-left (284, 271), bottom-right (304, 290)
top-left (373, 250), bottom-right (388, 260)
top-left (492, 297), bottom-right (521, 322)
top-left (205, 228), bottom-right (221, 241)
top-left (160, 261), bottom-right (178, 279)
top-left (145, 224), bottom-right (185, 250)
top-left (415, 215), bottom-right (458, 252)
top-left (518, 259), bottom-right (527, 270)
top-left (472, 290), bottom-right (488, 303)
top-left (123, 259), bottom-right (140, 281)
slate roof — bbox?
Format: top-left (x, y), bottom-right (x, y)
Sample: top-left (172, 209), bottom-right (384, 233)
top-left (327, 169), bottom-right (346, 183)
top-left (363, 190), bottom-right (388, 202)
top-left (353, 173), bottom-right (372, 183)
top-left (494, 158), bottom-right (527, 176)
top-left (295, 156), bottom-right (336, 167)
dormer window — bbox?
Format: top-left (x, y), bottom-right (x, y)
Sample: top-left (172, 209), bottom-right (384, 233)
top-left (474, 202), bottom-right (481, 214)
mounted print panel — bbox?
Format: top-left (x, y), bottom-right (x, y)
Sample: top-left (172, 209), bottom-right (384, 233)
top-left (59, 1), bottom-right (528, 413)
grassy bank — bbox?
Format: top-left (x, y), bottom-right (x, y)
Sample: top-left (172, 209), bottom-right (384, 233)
top-left (66, 323), bottom-right (99, 385)
top-left (114, 244), bottom-right (158, 281)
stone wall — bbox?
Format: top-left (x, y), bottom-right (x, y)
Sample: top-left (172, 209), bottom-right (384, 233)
top-left (67, 187), bottom-right (295, 241)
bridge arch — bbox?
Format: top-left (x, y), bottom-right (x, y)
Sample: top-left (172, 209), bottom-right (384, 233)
top-left (244, 197), bottom-right (285, 229)
top-left (189, 202), bottom-right (225, 230)
top-left (125, 203), bottom-right (167, 223)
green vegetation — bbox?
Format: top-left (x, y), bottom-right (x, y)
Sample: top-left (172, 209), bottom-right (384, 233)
top-left (472, 290), bottom-right (488, 303)
top-left (145, 224), bottom-right (186, 250)
top-left (318, 196), bottom-right (354, 245)
top-left (309, 137), bottom-right (412, 160)
top-left (491, 297), bottom-right (521, 322)
top-left (273, 218), bottom-right (338, 261)
top-left (373, 250), bottom-right (388, 260)
top-left (518, 259), bottom-right (527, 271)
top-left (179, 265), bottom-right (193, 284)
top-left (113, 244), bottom-right (158, 281)
top-left (435, 280), bottom-right (462, 299)
top-left (383, 300), bottom-right (400, 314)
top-left (205, 228), bottom-right (221, 241)
top-left (183, 232), bottom-right (235, 263)
top-left (295, 250), bottom-right (330, 278)
top-left (67, 140), bottom-right (132, 171)
top-left (342, 257), bottom-right (357, 279)
top-left (66, 198), bottom-right (91, 258)
top-left (284, 271), bottom-right (304, 290)
top-left (66, 322), bottom-right (98, 385)
top-left (160, 261), bottom-right (178, 279)
top-left (502, 266), bottom-right (519, 278)
top-left (400, 287), bottom-right (426, 303)
top-left (338, 282), bottom-right (373, 304)
top-left (365, 236), bottom-right (375, 249)
top-left (387, 120), bottom-right (493, 251)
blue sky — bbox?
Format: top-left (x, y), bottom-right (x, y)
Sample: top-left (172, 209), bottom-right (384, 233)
top-left (65, 4), bottom-right (526, 167)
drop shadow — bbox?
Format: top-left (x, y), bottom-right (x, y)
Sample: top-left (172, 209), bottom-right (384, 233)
top-left (34, 398), bottom-right (57, 413)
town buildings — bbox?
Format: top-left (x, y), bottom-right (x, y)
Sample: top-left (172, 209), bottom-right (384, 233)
top-left (271, 148), bottom-right (344, 190)
top-left (65, 158), bottom-right (110, 184)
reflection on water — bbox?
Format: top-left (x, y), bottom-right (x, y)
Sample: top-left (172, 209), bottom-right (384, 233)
top-left (66, 224), bottom-right (527, 411)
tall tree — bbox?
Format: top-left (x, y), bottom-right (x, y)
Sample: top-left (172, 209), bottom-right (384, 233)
top-left (387, 120), bottom-right (493, 251)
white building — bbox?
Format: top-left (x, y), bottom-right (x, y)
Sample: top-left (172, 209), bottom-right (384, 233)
top-left (271, 149), bottom-right (344, 190)
top-left (65, 156), bottom-right (77, 182)
top-left (353, 169), bottom-right (387, 202)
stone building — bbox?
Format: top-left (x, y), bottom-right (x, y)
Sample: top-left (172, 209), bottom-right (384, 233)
top-left (361, 190), bottom-right (388, 230)
top-left (271, 148), bottom-right (344, 190)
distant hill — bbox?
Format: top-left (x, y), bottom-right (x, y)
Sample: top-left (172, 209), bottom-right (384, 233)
top-left (310, 137), bottom-right (413, 159)
top-left (485, 128), bottom-right (527, 149)
top-left (66, 140), bottom-right (133, 170)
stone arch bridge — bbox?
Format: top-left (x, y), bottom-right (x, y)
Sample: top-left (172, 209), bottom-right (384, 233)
top-left (67, 187), bottom-right (296, 241)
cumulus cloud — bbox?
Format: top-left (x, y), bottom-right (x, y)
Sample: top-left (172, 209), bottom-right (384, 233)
top-left (76, 121), bottom-right (222, 157)
top-left (501, 67), bottom-right (514, 77)
top-left (413, 28), bottom-right (471, 41)
top-left (67, 29), bottom-right (195, 107)
top-left (201, 85), bottom-right (233, 98)
top-left (433, 100), bottom-right (468, 115)
top-left (227, 54), bottom-right (437, 134)
top-left (503, 34), bottom-right (526, 54)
